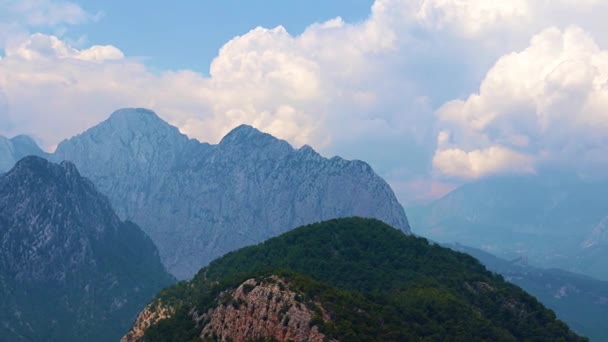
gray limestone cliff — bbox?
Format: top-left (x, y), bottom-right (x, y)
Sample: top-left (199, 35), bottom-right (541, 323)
top-left (50, 108), bottom-right (410, 279)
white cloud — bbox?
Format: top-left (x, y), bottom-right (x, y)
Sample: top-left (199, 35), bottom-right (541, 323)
top-left (414, 0), bottom-right (530, 36)
top-left (434, 26), bottom-right (608, 178)
top-left (0, 6), bottom-right (433, 155)
top-left (433, 146), bottom-right (534, 179)
top-left (5, 33), bottom-right (122, 61)
top-left (8, 0), bottom-right (91, 26)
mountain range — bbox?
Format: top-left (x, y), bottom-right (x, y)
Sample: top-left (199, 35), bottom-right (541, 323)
top-left (408, 174), bottom-right (608, 281)
top-left (0, 108), bottom-right (410, 279)
top-left (124, 218), bottom-right (585, 342)
top-left (0, 156), bottom-right (174, 341)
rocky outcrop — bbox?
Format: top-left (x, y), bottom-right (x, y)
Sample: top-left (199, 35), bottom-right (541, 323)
top-left (121, 301), bottom-right (176, 342)
top-left (198, 276), bottom-right (329, 342)
top-left (0, 156), bottom-right (174, 342)
top-left (50, 108), bottom-right (410, 279)
top-left (123, 275), bottom-right (332, 342)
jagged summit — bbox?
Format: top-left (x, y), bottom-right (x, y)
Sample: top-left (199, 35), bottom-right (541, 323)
top-left (106, 107), bottom-right (167, 126)
top-left (6, 155), bottom-right (80, 181)
top-left (219, 124), bottom-right (291, 150)
top-left (96, 107), bottom-right (184, 138)
top-left (54, 108), bottom-right (186, 153)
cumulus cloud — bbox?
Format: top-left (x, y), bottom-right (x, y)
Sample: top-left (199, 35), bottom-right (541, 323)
top-left (434, 26), bottom-right (608, 178)
top-left (433, 146), bottom-right (534, 179)
top-left (0, 7), bottom-right (434, 155)
top-left (414, 0), bottom-right (530, 36)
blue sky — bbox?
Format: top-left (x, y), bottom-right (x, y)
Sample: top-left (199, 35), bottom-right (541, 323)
top-left (1, 0), bottom-right (608, 205)
top-left (71, 0), bottom-right (374, 72)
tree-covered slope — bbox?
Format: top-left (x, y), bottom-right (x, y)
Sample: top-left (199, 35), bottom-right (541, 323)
top-left (446, 243), bottom-right (608, 341)
top-left (127, 218), bottom-right (585, 342)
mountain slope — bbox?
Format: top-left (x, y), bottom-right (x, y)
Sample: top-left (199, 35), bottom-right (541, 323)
top-left (0, 156), bottom-right (174, 342)
top-left (408, 174), bottom-right (608, 280)
top-left (50, 108), bottom-right (409, 279)
top-left (0, 135), bottom-right (46, 172)
top-left (447, 243), bottom-right (608, 342)
top-left (125, 218), bottom-right (585, 342)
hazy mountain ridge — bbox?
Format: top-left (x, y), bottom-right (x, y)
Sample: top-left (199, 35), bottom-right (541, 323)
top-left (0, 156), bottom-right (174, 342)
top-left (127, 218), bottom-right (585, 342)
top-left (409, 174), bottom-right (608, 280)
top-left (0, 135), bottom-right (47, 173)
top-left (48, 108), bottom-right (410, 279)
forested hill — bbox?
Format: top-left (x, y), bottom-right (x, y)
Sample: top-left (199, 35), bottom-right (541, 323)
top-left (125, 218), bottom-right (586, 342)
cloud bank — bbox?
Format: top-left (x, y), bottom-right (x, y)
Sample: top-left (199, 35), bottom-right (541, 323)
top-left (1, 0), bottom-right (608, 203)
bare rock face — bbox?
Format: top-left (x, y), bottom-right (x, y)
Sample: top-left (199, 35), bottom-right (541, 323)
top-left (199, 277), bottom-right (329, 342)
top-left (122, 275), bottom-right (333, 342)
top-left (121, 301), bottom-right (176, 342)
top-left (50, 108), bottom-right (410, 279)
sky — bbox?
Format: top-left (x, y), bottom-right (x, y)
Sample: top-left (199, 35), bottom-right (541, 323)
top-left (1, 0), bottom-right (608, 206)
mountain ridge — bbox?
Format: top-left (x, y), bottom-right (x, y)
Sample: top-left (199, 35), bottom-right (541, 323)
top-left (408, 173), bottom-right (608, 280)
top-left (46, 108), bottom-right (409, 279)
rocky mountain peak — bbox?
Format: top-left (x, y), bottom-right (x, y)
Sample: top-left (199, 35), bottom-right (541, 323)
top-left (215, 124), bottom-right (293, 164)
top-left (8, 155), bottom-right (79, 179)
top-left (220, 124), bottom-right (291, 149)
top-left (0, 156), bottom-right (174, 341)
top-left (0, 156), bottom-right (119, 250)
top-left (107, 107), bottom-right (166, 126)
top-left (54, 108), bottom-right (188, 154)
top-left (52, 108), bottom-right (192, 184)
top-left (100, 107), bottom-right (188, 143)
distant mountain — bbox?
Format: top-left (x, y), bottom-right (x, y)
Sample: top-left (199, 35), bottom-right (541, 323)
top-left (49, 108), bottom-right (409, 279)
top-left (124, 218), bottom-right (585, 342)
top-left (0, 156), bottom-right (174, 342)
top-left (447, 243), bottom-right (608, 342)
top-left (0, 135), bottom-right (46, 172)
top-left (408, 174), bottom-right (608, 280)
